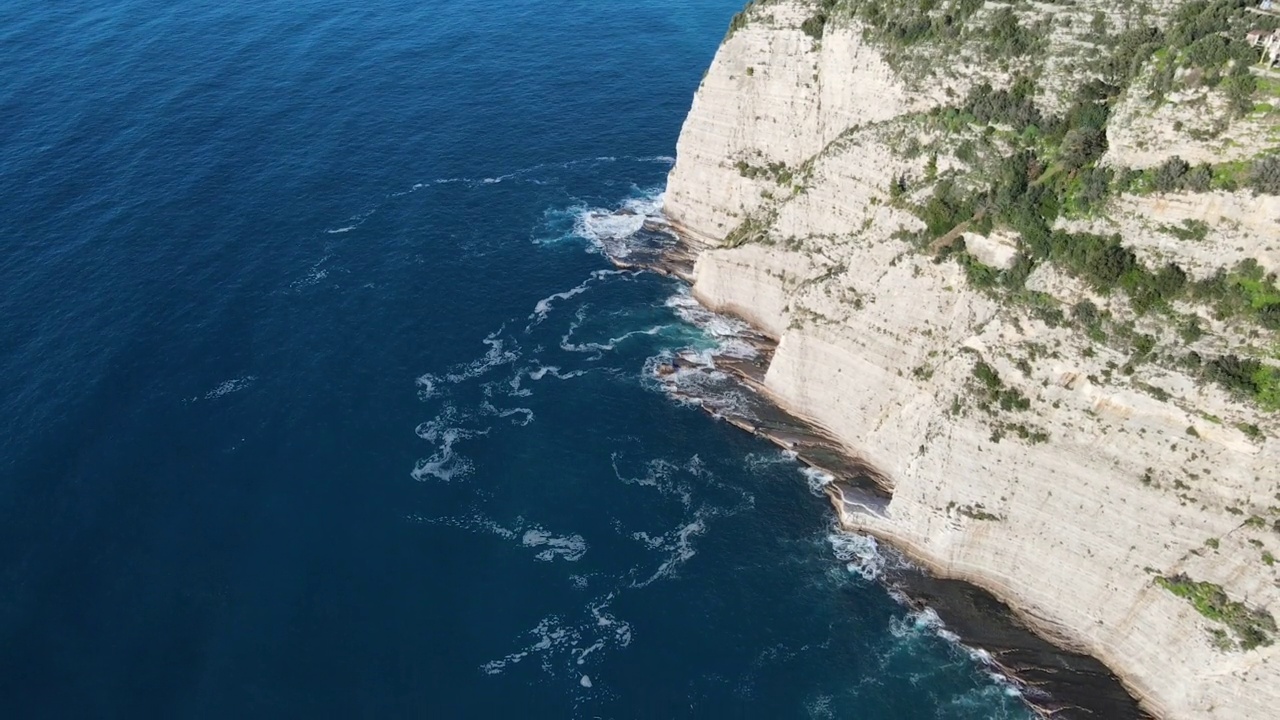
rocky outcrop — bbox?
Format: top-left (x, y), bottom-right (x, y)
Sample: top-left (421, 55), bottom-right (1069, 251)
top-left (666, 3), bottom-right (1280, 719)
top-left (664, 2), bottom-right (929, 244)
top-left (1104, 69), bottom-right (1279, 170)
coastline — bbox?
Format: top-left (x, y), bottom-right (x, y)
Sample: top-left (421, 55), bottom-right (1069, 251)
top-left (610, 227), bottom-right (1151, 720)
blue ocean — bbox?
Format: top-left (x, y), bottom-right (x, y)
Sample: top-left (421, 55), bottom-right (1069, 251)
top-left (0, 1), bottom-right (1035, 717)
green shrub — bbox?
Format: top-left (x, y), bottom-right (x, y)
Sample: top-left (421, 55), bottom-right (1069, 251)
top-left (1182, 164), bottom-right (1213, 192)
top-left (973, 360), bottom-right (1002, 392)
top-left (1181, 316), bottom-right (1205, 342)
top-left (1165, 219), bottom-right (1210, 241)
top-left (1223, 73), bottom-right (1258, 117)
top-left (725, 2), bottom-right (759, 39)
top-left (1153, 156), bottom-right (1191, 193)
top-left (1072, 166), bottom-right (1114, 213)
top-left (963, 79), bottom-right (1043, 131)
top-left (801, 14), bottom-right (827, 40)
top-left (801, 0), bottom-right (839, 41)
top-left (919, 180), bottom-right (975, 236)
top-left (1104, 26), bottom-right (1164, 87)
top-left (984, 7), bottom-right (1037, 58)
top-left (1250, 155), bottom-right (1280, 195)
top-left (1050, 232), bottom-right (1137, 290)
top-left (1072, 299), bottom-right (1100, 326)
top-left (956, 248), bottom-right (1000, 289)
top-left (1202, 354), bottom-right (1280, 410)
top-left (1059, 127), bottom-right (1107, 171)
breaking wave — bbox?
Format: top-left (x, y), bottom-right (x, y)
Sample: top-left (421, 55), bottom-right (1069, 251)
top-left (801, 466), bottom-right (835, 496)
top-left (827, 531), bottom-right (889, 582)
top-left (663, 288), bottom-right (757, 359)
top-left (536, 189), bottom-right (667, 258)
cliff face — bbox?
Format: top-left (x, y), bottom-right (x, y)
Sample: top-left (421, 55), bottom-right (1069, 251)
top-left (665, 3), bottom-right (926, 245)
top-left (666, 2), bottom-right (1280, 719)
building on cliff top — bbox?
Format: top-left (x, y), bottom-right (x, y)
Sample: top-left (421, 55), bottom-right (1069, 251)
top-left (1248, 27), bottom-right (1280, 66)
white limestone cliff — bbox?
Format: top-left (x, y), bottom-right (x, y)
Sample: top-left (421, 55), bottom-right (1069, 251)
top-left (665, 3), bottom-right (1280, 719)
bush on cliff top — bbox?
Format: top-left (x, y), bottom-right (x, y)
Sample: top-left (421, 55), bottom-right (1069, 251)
top-left (801, 0), bottom-right (839, 41)
top-left (1250, 155), bottom-right (1280, 195)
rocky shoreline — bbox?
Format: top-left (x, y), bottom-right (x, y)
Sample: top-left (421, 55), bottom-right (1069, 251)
top-left (607, 226), bottom-right (1149, 720)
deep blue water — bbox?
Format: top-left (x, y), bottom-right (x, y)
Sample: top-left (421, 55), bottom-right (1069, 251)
top-left (0, 1), bottom-right (1034, 717)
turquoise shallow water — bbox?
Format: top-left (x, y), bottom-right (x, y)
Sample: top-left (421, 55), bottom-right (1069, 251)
top-left (0, 1), bottom-right (1035, 717)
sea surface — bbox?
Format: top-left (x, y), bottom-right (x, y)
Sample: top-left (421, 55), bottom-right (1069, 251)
top-left (0, 1), bottom-right (1035, 717)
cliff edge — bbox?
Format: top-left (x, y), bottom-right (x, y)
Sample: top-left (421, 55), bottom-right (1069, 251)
top-left (667, 1), bottom-right (1280, 718)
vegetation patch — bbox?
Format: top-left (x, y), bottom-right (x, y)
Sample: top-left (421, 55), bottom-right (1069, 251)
top-left (1156, 574), bottom-right (1276, 650)
top-left (1194, 353), bottom-right (1280, 411)
top-left (736, 159), bottom-right (797, 186)
top-left (970, 360), bottom-right (1032, 414)
top-left (955, 503), bottom-right (1002, 521)
top-left (1160, 219), bottom-right (1210, 242)
top-left (801, 0), bottom-right (838, 41)
top-left (723, 213), bottom-right (775, 248)
top-left (1122, 153), bottom-right (1280, 196)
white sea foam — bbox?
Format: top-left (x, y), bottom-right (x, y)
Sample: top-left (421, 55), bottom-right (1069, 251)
top-left (884, 605), bottom-right (1029, 702)
top-left (418, 513), bottom-right (587, 563)
top-left (801, 466), bottom-right (835, 496)
top-left (411, 404), bottom-right (489, 482)
top-left (479, 401), bottom-right (535, 426)
top-left (629, 531), bottom-right (668, 549)
top-left (611, 455), bottom-right (693, 508)
top-left (522, 527), bottom-right (588, 562)
top-left (194, 375), bottom-right (256, 401)
top-left (482, 593), bottom-right (632, 681)
top-left (499, 406), bottom-right (535, 426)
top-left (411, 513), bottom-right (519, 540)
top-left (527, 268), bottom-right (629, 328)
top-left (326, 225), bottom-right (357, 234)
top-left (941, 683), bottom-right (1029, 715)
top-left (559, 317), bottom-right (668, 356)
top-left (555, 190), bottom-right (665, 257)
top-left (631, 518), bottom-right (705, 588)
top-left (612, 457), bottom-right (721, 588)
top-left (827, 531), bottom-right (887, 581)
top-left (843, 551), bottom-right (1033, 704)
top-left (528, 365), bottom-right (587, 381)
top-left (530, 281), bottom-right (594, 325)
top-left (742, 450), bottom-right (799, 473)
top-left (888, 606), bottom-right (947, 640)
top-left (664, 288), bottom-right (757, 359)
top-left (643, 351), bottom-right (757, 421)
top-left (444, 328), bottom-right (520, 382)
top-left (289, 254), bottom-right (333, 289)
top-left (805, 694), bottom-right (836, 719)
top-left (410, 435), bottom-right (476, 482)
top-left (415, 373), bottom-right (440, 399)
top-left (505, 372), bottom-right (531, 397)
top-left (639, 287), bottom-right (771, 422)
top-left (577, 208), bottom-right (646, 243)
top-left (410, 328), bottom-right (529, 482)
